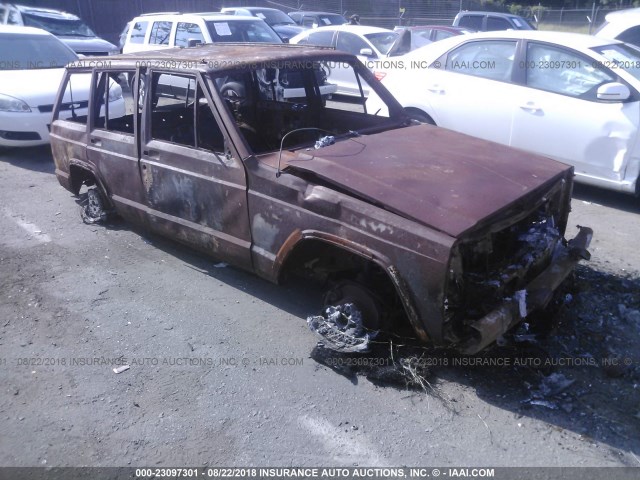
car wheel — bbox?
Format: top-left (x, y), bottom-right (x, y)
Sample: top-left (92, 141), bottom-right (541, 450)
top-left (405, 109), bottom-right (435, 125)
top-left (80, 187), bottom-right (108, 224)
top-left (323, 280), bottom-right (384, 332)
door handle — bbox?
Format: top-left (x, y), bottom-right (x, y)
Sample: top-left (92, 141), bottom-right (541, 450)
top-left (90, 138), bottom-right (102, 147)
top-left (143, 149), bottom-right (159, 158)
top-left (519, 102), bottom-right (541, 113)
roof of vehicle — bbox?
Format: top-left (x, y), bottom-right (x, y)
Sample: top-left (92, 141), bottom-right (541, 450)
top-left (604, 7), bottom-right (640, 20)
top-left (455, 11), bottom-right (527, 19)
top-left (288, 11), bottom-right (345, 16)
top-left (440, 29), bottom-right (620, 48)
top-left (403, 29), bottom-right (625, 63)
top-left (11, 3), bottom-right (80, 20)
top-left (399, 25), bottom-right (471, 33)
top-left (70, 42), bottom-right (353, 71)
top-left (130, 12), bottom-right (261, 22)
top-left (300, 24), bottom-right (393, 34)
top-left (221, 7), bottom-right (283, 13)
top-left (0, 24), bottom-right (52, 35)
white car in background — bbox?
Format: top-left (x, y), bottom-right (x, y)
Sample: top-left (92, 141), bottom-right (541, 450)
top-left (289, 25), bottom-right (400, 95)
top-left (595, 8), bottom-right (640, 48)
top-left (368, 30), bottom-right (640, 195)
top-left (122, 12), bottom-right (282, 54)
top-left (0, 25), bottom-right (124, 148)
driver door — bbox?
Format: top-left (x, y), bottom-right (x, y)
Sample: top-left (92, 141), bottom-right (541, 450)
top-left (139, 70), bottom-right (252, 269)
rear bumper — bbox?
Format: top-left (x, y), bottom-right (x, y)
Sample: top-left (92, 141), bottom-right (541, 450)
top-left (458, 226), bottom-right (593, 354)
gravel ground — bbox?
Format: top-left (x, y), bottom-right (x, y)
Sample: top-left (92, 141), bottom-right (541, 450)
top-left (0, 146), bottom-right (639, 469)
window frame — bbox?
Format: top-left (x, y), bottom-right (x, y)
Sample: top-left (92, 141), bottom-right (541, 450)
top-left (149, 21), bottom-right (173, 46)
top-left (146, 70), bottom-right (227, 155)
top-left (522, 41), bottom-right (619, 101)
top-left (92, 70), bottom-right (136, 136)
top-left (442, 39), bottom-right (518, 83)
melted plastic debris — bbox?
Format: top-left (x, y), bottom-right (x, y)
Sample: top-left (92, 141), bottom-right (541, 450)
top-left (519, 215), bottom-right (559, 246)
top-left (528, 399), bottom-right (559, 410)
top-left (536, 372), bottom-right (576, 397)
top-left (514, 290), bottom-right (527, 318)
top-left (307, 303), bottom-right (377, 353)
top-left (314, 135), bottom-right (335, 149)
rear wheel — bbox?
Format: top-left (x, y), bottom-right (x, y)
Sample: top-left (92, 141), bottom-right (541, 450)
top-left (405, 108), bottom-right (435, 125)
top-left (80, 187), bottom-right (108, 224)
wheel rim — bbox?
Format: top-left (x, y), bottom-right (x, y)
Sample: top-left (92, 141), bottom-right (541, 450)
top-left (324, 282), bottom-right (382, 331)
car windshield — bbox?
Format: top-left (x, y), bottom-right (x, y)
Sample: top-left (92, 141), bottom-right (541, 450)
top-left (364, 32), bottom-right (399, 55)
top-left (252, 9), bottom-right (296, 26)
top-left (510, 16), bottom-right (535, 30)
top-left (317, 14), bottom-right (347, 26)
top-left (22, 12), bottom-right (96, 37)
top-left (592, 43), bottom-right (640, 82)
top-left (205, 20), bottom-right (282, 43)
top-left (210, 58), bottom-right (398, 154)
top-left (0, 33), bottom-right (77, 70)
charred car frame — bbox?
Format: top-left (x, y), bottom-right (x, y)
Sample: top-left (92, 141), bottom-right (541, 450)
top-left (50, 43), bottom-right (592, 353)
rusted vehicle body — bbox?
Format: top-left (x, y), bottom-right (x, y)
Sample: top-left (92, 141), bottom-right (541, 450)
top-left (50, 44), bottom-right (592, 353)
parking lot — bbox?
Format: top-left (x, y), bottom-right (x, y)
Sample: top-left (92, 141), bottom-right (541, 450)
top-left (1, 145), bottom-right (639, 467)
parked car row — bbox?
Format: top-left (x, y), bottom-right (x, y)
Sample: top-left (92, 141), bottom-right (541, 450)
top-left (0, 2), bottom-right (118, 55)
top-left (4, 2), bottom-right (640, 198)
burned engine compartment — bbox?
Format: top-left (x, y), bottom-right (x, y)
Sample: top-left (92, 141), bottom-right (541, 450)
top-left (444, 184), bottom-right (571, 344)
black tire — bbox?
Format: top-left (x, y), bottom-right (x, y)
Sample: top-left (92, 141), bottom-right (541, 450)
top-left (405, 109), bottom-right (435, 125)
top-left (80, 187), bottom-right (108, 224)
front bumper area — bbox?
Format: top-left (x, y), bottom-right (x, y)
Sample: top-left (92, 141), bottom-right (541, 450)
top-left (458, 226), bottom-right (593, 354)
top-left (0, 111), bottom-right (51, 147)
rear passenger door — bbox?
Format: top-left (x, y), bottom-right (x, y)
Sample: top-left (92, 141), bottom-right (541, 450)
top-left (139, 71), bottom-right (252, 269)
top-left (87, 69), bottom-right (145, 222)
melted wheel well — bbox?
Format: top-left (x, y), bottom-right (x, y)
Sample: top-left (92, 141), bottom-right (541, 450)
top-left (280, 239), bottom-right (406, 331)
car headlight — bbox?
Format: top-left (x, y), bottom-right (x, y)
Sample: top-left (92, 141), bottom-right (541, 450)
top-left (0, 93), bottom-right (32, 112)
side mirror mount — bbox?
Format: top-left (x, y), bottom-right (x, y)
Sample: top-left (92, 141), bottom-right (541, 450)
top-left (597, 82), bottom-right (630, 102)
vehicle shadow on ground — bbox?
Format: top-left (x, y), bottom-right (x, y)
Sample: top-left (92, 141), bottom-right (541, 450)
top-left (312, 264), bottom-right (640, 458)
top-left (119, 222), bottom-right (326, 320)
top-left (98, 221), bottom-right (640, 458)
top-left (573, 183), bottom-right (640, 215)
top-left (0, 145), bottom-right (55, 174)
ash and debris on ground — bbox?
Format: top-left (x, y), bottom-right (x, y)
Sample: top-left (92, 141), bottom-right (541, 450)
top-left (309, 265), bottom-right (640, 441)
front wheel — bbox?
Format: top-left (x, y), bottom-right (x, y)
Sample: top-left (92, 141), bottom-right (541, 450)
top-left (323, 280), bottom-right (386, 332)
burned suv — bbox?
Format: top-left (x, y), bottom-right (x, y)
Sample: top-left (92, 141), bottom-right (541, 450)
top-left (50, 43), bottom-right (591, 353)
